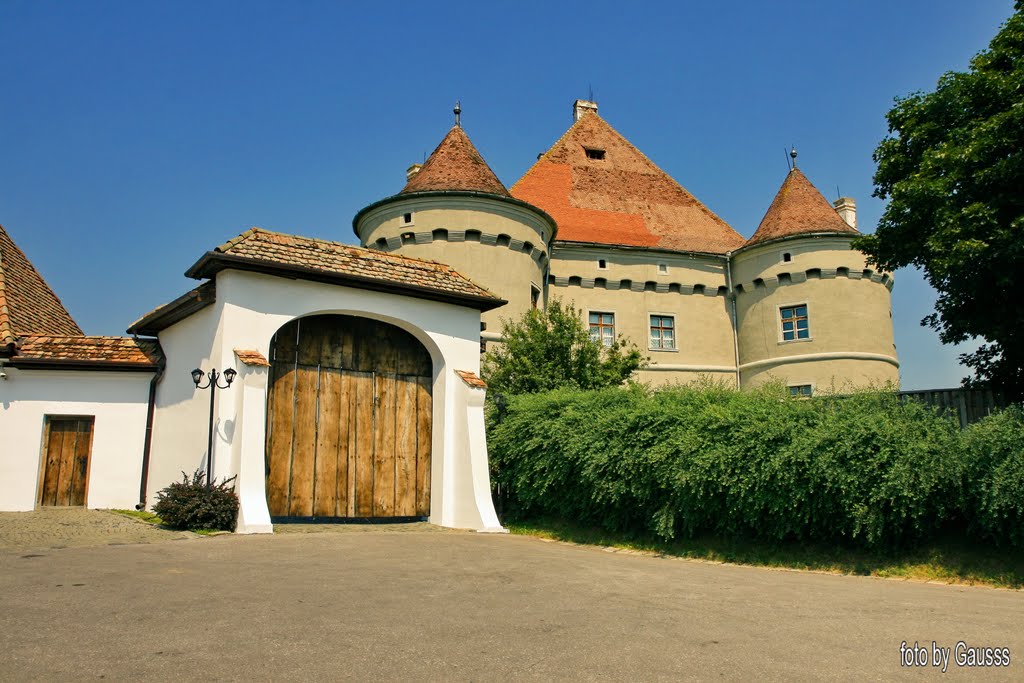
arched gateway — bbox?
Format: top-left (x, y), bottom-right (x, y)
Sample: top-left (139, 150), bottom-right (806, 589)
top-left (265, 314), bottom-right (432, 520)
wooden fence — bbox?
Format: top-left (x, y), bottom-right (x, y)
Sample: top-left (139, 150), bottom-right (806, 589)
top-left (898, 388), bottom-right (1008, 428)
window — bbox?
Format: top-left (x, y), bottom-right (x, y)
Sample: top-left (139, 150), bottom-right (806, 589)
top-left (530, 285), bottom-right (541, 309)
top-left (649, 315), bottom-right (675, 350)
top-left (589, 312), bottom-right (615, 347)
top-left (780, 305), bottom-right (810, 341)
top-left (658, 263), bottom-right (668, 275)
top-left (789, 385), bottom-right (813, 398)
top-left (585, 147), bottom-right (606, 160)
top-left (402, 212), bottom-right (413, 225)
top-left (598, 259), bottom-right (607, 269)
top-left (782, 252), bottom-right (792, 262)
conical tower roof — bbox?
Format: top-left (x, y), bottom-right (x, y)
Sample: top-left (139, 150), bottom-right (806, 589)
top-left (0, 224), bottom-right (82, 349)
top-left (746, 167), bottom-right (858, 247)
top-left (511, 107), bottom-right (744, 254)
top-left (400, 125), bottom-right (510, 197)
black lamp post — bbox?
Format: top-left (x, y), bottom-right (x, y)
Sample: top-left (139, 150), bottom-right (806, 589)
top-left (191, 367), bottom-right (237, 486)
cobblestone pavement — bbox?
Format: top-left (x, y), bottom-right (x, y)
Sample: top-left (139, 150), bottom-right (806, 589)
top-left (0, 508), bottom-right (462, 553)
top-left (0, 508), bottom-right (196, 552)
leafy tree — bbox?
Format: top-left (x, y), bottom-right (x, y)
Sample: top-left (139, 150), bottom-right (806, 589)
top-left (854, 3), bottom-right (1024, 399)
top-left (482, 298), bottom-right (645, 395)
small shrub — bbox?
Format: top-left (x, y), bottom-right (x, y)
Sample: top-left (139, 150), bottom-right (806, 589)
top-left (154, 470), bottom-right (239, 531)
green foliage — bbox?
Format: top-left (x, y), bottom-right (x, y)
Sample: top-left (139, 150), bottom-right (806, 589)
top-left (482, 297), bottom-right (645, 396)
top-left (854, 3), bottom-right (1024, 398)
top-left (490, 384), bottom-right (1023, 549)
top-left (961, 405), bottom-right (1024, 546)
top-left (153, 470), bottom-right (239, 532)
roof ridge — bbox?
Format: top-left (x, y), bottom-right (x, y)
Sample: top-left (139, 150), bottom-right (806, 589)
top-left (509, 113), bottom-right (591, 194)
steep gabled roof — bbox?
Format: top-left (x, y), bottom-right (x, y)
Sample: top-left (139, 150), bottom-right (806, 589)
top-left (400, 125), bottom-right (510, 197)
top-left (0, 224), bottom-right (83, 348)
top-left (185, 227), bottom-right (506, 311)
top-left (746, 167), bottom-right (858, 247)
top-left (511, 110), bottom-right (745, 255)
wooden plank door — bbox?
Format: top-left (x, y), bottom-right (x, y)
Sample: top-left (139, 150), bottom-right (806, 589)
top-left (39, 416), bottom-right (94, 507)
top-left (265, 315), bottom-right (432, 520)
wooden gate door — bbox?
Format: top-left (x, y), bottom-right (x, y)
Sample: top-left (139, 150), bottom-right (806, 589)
top-left (38, 416), bottom-right (95, 507)
top-left (266, 315), bottom-right (432, 520)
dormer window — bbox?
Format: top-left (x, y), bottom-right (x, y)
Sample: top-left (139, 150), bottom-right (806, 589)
top-left (584, 147), bottom-right (606, 160)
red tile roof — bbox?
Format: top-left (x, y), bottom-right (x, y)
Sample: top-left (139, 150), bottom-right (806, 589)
top-left (234, 348), bottom-right (270, 367)
top-left (511, 110), bottom-right (745, 255)
top-left (0, 224), bottom-right (83, 348)
top-left (186, 227), bottom-right (505, 311)
top-left (455, 369), bottom-right (487, 389)
top-left (746, 168), bottom-right (858, 247)
top-left (13, 335), bottom-right (163, 369)
top-left (400, 125), bottom-right (510, 197)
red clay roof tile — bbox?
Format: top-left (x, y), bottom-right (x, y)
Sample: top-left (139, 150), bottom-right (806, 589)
top-left (455, 369), bottom-right (487, 389)
top-left (0, 224), bottom-right (83, 348)
top-left (511, 111), bottom-right (745, 255)
top-left (746, 168), bottom-right (858, 247)
top-left (233, 348), bottom-right (270, 367)
top-left (14, 335), bottom-right (163, 368)
top-left (188, 227), bottom-right (504, 310)
top-left (400, 126), bottom-right (510, 197)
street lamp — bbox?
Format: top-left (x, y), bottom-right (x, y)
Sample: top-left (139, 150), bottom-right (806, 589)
top-left (191, 367), bottom-right (237, 486)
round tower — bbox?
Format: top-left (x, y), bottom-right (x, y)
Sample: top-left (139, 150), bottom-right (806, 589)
top-left (731, 165), bottom-right (899, 394)
top-left (353, 112), bottom-right (556, 341)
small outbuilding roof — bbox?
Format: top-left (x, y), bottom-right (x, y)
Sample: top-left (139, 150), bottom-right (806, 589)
top-left (10, 335), bottom-right (163, 370)
top-left (745, 168), bottom-right (858, 247)
top-left (185, 227), bottom-right (506, 312)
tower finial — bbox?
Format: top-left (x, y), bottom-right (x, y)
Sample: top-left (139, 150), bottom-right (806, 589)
top-left (790, 145), bottom-right (798, 169)
top-left (454, 100), bottom-right (461, 127)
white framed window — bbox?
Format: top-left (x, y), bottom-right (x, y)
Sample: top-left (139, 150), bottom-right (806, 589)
top-left (780, 304), bottom-right (810, 342)
top-left (597, 259), bottom-right (607, 270)
top-left (657, 262), bottom-right (669, 275)
top-left (649, 314), bottom-right (676, 350)
top-left (401, 212), bottom-right (414, 226)
top-left (789, 384), bottom-right (813, 398)
top-left (588, 311), bottom-right (615, 347)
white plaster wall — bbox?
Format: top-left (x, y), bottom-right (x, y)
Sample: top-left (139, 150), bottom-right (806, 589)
top-left (0, 368), bottom-right (152, 511)
top-left (148, 269), bottom-right (501, 531)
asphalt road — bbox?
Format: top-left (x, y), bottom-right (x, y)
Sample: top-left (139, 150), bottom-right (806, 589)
top-left (0, 529), bottom-right (1020, 681)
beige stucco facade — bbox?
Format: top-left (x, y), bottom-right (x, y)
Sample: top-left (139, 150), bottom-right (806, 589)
top-left (731, 234), bottom-right (898, 391)
top-left (355, 175), bottom-right (899, 395)
top-left (355, 193), bottom-right (554, 336)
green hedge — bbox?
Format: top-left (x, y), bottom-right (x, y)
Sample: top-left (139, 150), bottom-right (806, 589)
top-left (488, 384), bottom-right (1023, 549)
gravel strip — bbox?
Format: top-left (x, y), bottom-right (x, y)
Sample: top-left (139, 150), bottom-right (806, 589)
top-left (0, 508), bottom-right (195, 552)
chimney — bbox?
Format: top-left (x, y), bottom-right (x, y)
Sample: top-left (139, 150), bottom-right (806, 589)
top-left (834, 197), bottom-right (856, 230)
top-left (573, 99), bottom-right (598, 121)
top-left (406, 163), bottom-right (423, 182)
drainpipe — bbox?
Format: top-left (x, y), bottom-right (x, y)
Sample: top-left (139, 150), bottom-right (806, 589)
top-left (135, 360), bottom-right (166, 511)
top-left (725, 254), bottom-right (741, 389)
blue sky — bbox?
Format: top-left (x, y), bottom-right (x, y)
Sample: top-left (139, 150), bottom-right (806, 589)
top-left (0, 1), bottom-right (1015, 389)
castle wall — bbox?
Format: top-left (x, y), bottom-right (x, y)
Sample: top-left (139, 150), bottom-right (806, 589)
top-left (731, 235), bottom-right (899, 391)
top-left (550, 245), bottom-right (738, 387)
top-left (356, 195), bottom-right (551, 334)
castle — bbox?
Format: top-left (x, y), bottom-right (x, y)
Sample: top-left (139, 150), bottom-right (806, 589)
top-left (0, 98), bottom-right (898, 522)
top-left (355, 100), bottom-right (899, 394)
